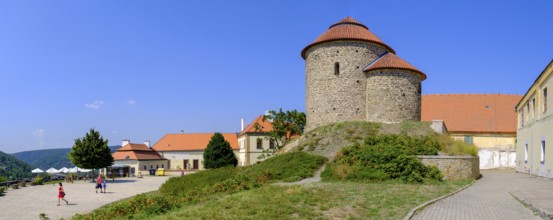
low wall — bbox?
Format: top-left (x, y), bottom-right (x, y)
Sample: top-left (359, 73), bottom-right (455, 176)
top-left (417, 155), bottom-right (480, 180)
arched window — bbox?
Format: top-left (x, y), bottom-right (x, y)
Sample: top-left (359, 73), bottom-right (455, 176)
top-left (334, 62), bottom-right (340, 76)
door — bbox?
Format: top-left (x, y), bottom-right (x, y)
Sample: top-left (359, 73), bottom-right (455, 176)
top-left (193, 159), bottom-right (199, 170)
top-left (183, 159), bottom-right (189, 170)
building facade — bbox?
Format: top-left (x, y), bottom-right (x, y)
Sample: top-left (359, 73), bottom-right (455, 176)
top-left (302, 17), bottom-right (426, 131)
top-left (152, 133), bottom-right (239, 170)
top-left (237, 115), bottom-right (276, 166)
top-left (422, 94), bottom-right (521, 169)
top-left (111, 140), bottom-right (168, 176)
top-left (516, 60), bottom-right (553, 178)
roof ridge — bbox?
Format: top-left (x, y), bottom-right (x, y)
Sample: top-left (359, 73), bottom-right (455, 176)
top-left (423, 94), bottom-right (523, 97)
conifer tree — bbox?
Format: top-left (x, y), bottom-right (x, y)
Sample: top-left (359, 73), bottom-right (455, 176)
top-left (203, 133), bottom-right (238, 169)
top-left (68, 129), bottom-right (114, 173)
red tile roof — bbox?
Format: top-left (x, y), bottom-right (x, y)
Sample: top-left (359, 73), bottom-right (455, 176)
top-left (363, 53), bottom-right (426, 80)
top-left (421, 94), bottom-right (522, 133)
top-left (112, 143), bottom-right (165, 161)
top-left (239, 115), bottom-right (274, 136)
top-left (301, 17), bottom-right (395, 59)
top-left (152, 133), bottom-right (239, 151)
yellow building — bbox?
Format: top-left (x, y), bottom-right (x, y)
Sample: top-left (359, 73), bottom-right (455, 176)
top-left (516, 60), bottom-right (553, 178)
top-left (422, 94), bottom-right (522, 169)
top-left (237, 115), bottom-right (276, 166)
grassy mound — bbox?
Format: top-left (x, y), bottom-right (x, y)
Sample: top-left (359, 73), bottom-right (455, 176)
top-left (288, 121), bottom-right (477, 159)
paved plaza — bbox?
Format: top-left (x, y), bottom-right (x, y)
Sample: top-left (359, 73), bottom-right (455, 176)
top-left (412, 169), bottom-right (553, 220)
top-left (0, 176), bottom-right (169, 220)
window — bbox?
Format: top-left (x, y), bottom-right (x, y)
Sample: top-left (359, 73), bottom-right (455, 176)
top-left (464, 136), bottom-right (473, 145)
top-left (525, 143), bottom-right (528, 163)
top-left (527, 102), bottom-right (530, 121)
top-left (257, 138), bottom-right (263, 149)
top-left (544, 88), bottom-right (548, 113)
top-left (150, 165), bottom-right (153, 169)
top-left (334, 62), bottom-right (340, 76)
top-left (269, 140), bottom-right (275, 149)
top-left (161, 164), bottom-right (164, 168)
top-left (521, 108), bottom-right (525, 127)
top-left (533, 98), bottom-right (536, 116)
top-left (143, 166), bottom-right (147, 170)
top-left (541, 140), bottom-right (546, 164)
top-left (156, 165), bottom-right (159, 169)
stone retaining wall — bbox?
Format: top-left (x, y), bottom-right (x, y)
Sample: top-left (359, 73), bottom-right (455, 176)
top-left (418, 155), bottom-right (480, 180)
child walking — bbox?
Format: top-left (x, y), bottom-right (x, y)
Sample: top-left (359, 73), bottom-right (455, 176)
top-left (102, 178), bottom-right (107, 193)
top-left (57, 183), bottom-right (68, 206)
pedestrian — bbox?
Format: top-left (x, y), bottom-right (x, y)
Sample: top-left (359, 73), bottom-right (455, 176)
top-left (95, 174), bottom-right (103, 193)
top-left (102, 178), bottom-right (107, 193)
top-left (57, 183), bottom-right (68, 206)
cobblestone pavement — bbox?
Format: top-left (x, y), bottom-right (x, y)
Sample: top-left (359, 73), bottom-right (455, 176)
top-left (0, 176), bottom-right (169, 220)
top-left (412, 169), bottom-right (553, 220)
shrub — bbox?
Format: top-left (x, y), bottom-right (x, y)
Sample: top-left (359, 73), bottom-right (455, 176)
top-left (11, 184), bottom-right (19, 189)
top-left (34, 177), bottom-right (44, 185)
top-left (322, 134), bottom-right (443, 183)
top-left (435, 134), bottom-right (478, 156)
top-left (19, 181), bottom-right (26, 187)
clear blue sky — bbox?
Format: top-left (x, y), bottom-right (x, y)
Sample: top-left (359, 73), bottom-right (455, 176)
top-left (1, 1), bottom-right (552, 153)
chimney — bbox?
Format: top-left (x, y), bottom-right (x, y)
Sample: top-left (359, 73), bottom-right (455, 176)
top-left (144, 140), bottom-right (151, 148)
top-left (122, 139), bottom-right (130, 147)
top-left (241, 118), bottom-right (245, 131)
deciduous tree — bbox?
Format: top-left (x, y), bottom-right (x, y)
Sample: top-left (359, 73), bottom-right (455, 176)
top-left (68, 129), bottom-right (114, 173)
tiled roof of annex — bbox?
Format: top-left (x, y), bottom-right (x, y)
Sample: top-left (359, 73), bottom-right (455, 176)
top-left (238, 115), bottom-right (274, 136)
top-left (364, 53), bottom-right (427, 80)
top-left (421, 94), bottom-right (522, 134)
top-left (112, 143), bottom-right (166, 161)
top-left (301, 17), bottom-right (395, 58)
top-left (152, 133), bottom-right (239, 151)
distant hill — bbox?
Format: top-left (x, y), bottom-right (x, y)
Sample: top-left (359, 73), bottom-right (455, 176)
top-left (12, 146), bottom-right (120, 170)
top-left (0, 150), bottom-right (34, 180)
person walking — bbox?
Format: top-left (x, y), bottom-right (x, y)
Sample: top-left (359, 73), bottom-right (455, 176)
top-left (57, 183), bottom-right (68, 206)
top-left (102, 178), bottom-right (107, 193)
top-left (95, 174), bottom-right (103, 193)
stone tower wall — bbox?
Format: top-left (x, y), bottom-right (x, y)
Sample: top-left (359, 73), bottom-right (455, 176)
top-left (304, 41), bottom-right (388, 131)
top-left (365, 69), bottom-right (422, 123)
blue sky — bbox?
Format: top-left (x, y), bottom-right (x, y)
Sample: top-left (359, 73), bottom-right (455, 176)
top-left (1, 1), bottom-right (552, 153)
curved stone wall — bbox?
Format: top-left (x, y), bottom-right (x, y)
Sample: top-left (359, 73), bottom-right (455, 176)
top-left (365, 69), bottom-right (422, 123)
top-left (304, 41), bottom-right (388, 131)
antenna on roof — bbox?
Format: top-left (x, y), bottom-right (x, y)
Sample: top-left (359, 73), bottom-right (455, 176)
top-left (180, 130), bottom-right (184, 133)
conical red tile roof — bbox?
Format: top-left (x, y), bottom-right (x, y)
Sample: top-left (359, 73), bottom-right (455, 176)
top-left (363, 53), bottom-right (426, 80)
top-left (301, 17), bottom-right (395, 59)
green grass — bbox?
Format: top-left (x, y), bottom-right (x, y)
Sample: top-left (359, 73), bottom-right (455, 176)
top-left (159, 166), bottom-right (239, 197)
top-left (151, 180), bottom-right (468, 220)
top-left (243, 152), bottom-right (327, 182)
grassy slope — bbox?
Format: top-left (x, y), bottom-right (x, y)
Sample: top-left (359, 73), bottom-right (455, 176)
top-left (153, 180), bottom-right (469, 220)
top-left (0, 150), bottom-right (34, 179)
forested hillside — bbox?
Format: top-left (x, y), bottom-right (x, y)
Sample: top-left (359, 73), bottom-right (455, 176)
top-left (12, 146), bottom-right (120, 170)
top-left (0, 150), bottom-right (34, 180)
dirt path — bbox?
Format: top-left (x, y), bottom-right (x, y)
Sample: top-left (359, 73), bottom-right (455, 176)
top-left (0, 176), bottom-right (170, 220)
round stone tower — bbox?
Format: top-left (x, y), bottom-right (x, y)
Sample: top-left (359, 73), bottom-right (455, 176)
top-left (302, 17), bottom-right (426, 131)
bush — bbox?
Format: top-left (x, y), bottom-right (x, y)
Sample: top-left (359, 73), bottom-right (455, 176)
top-left (19, 182), bottom-right (26, 187)
top-left (34, 177), bottom-right (43, 185)
top-left (435, 135), bottom-right (478, 156)
top-left (243, 152), bottom-right (327, 182)
top-left (322, 134), bottom-right (443, 183)
top-left (11, 184), bottom-right (19, 189)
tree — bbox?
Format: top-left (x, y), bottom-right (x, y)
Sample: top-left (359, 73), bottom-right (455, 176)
top-left (256, 109), bottom-right (306, 159)
top-left (203, 133), bottom-right (238, 169)
top-left (68, 129), bottom-right (114, 173)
